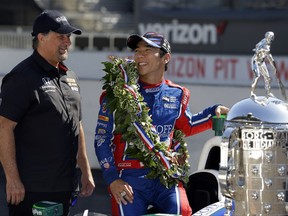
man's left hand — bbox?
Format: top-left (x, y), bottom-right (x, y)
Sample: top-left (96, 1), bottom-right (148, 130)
top-left (215, 105), bottom-right (230, 118)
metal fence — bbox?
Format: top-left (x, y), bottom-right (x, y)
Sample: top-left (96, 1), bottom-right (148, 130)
top-left (0, 32), bottom-right (32, 49)
top-left (0, 30), bottom-right (130, 51)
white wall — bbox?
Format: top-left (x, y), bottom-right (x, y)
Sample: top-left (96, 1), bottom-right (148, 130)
top-left (2, 48), bottom-right (283, 173)
top-left (2, 48), bottom-right (288, 87)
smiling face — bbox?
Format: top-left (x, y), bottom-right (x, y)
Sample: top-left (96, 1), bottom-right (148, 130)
top-left (37, 31), bottom-right (72, 67)
top-left (134, 40), bottom-right (170, 84)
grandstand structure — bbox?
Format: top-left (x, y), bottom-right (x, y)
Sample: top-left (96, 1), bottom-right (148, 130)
top-left (0, 0), bottom-right (288, 53)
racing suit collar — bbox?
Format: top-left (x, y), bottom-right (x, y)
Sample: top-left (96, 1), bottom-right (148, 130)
top-left (139, 80), bottom-right (164, 94)
top-left (139, 79), bottom-right (164, 90)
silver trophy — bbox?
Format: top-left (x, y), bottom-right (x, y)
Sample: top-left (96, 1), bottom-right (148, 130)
top-left (250, 31), bottom-right (287, 101)
top-left (219, 32), bottom-right (288, 215)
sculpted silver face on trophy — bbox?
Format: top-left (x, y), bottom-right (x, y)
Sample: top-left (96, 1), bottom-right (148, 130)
top-left (219, 32), bottom-right (288, 215)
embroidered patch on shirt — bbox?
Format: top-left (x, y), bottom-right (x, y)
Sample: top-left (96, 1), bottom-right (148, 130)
top-left (99, 115), bottom-right (109, 122)
top-left (66, 78), bottom-right (79, 91)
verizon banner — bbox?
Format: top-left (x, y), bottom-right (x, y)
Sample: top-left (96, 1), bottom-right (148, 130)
top-left (1, 49), bottom-right (288, 87)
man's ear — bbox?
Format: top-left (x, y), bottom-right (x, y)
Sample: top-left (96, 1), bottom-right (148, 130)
top-left (38, 33), bottom-right (48, 43)
top-left (164, 53), bottom-right (171, 63)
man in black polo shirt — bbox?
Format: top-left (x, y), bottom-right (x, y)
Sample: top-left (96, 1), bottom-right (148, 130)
top-left (0, 10), bottom-right (95, 216)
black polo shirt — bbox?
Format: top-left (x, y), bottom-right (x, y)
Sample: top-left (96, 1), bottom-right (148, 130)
top-left (0, 50), bottom-right (82, 192)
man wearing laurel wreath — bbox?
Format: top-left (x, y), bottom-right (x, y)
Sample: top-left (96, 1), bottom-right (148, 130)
top-left (94, 32), bottom-right (229, 216)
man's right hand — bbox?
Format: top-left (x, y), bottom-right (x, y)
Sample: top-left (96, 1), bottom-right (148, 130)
top-left (6, 177), bottom-right (25, 205)
top-left (0, 116), bottom-right (24, 205)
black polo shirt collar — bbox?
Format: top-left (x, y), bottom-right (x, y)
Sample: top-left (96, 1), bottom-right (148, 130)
top-left (32, 50), bottom-right (68, 75)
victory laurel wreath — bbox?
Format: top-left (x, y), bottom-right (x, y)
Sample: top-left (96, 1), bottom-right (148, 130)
top-left (101, 56), bottom-right (190, 188)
